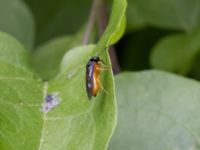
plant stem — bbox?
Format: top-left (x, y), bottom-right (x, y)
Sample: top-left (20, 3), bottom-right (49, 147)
top-left (97, 1), bottom-right (107, 36)
top-left (108, 46), bottom-right (120, 74)
top-left (82, 0), bottom-right (101, 45)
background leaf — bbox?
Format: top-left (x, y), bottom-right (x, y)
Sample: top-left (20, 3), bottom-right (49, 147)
top-left (126, 0), bottom-right (200, 32)
top-left (31, 31), bottom-right (83, 80)
top-left (116, 28), bottom-right (172, 71)
top-left (0, 32), bottom-right (31, 69)
top-left (150, 29), bottom-right (200, 75)
top-left (24, 0), bottom-right (91, 45)
top-left (0, 0), bottom-right (34, 49)
top-left (109, 71), bottom-right (200, 150)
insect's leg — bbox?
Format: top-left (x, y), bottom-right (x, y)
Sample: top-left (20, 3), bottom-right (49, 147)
top-left (97, 78), bottom-right (108, 95)
top-left (97, 61), bottom-right (111, 71)
top-left (97, 65), bottom-right (111, 71)
top-left (98, 66), bottom-right (111, 71)
top-left (99, 59), bottom-right (106, 65)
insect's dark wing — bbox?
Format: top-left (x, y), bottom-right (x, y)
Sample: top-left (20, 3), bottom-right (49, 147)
top-left (86, 62), bottom-right (94, 100)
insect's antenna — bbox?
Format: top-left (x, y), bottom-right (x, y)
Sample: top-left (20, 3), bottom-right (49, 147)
top-left (95, 46), bottom-right (108, 56)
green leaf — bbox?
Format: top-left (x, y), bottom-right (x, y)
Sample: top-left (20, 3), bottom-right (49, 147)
top-left (0, 32), bottom-right (42, 150)
top-left (96, 0), bottom-right (127, 52)
top-left (0, 34), bottom-right (116, 150)
top-left (127, 0), bottom-right (200, 32)
top-left (109, 70), bottom-right (200, 150)
top-left (46, 45), bottom-right (116, 150)
top-left (109, 15), bottom-right (126, 45)
top-left (150, 30), bottom-right (200, 75)
top-left (0, 32), bottom-right (31, 70)
top-left (31, 32), bottom-right (83, 80)
top-left (0, 0), bottom-right (34, 49)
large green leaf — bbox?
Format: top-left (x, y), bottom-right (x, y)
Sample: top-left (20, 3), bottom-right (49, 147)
top-left (0, 33), bottom-right (115, 150)
top-left (150, 30), bottom-right (200, 75)
top-left (109, 71), bottom-right (200, 150)
top-left (0, 32), bottom-right (42, 150)
top-left (0, 0), bottom-right (34, 49)
top-left (127, 0), bottom-right (200, 32)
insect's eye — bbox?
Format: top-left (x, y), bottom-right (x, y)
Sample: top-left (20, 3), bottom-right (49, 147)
top-left (86, 63), bottom-right (90, 67)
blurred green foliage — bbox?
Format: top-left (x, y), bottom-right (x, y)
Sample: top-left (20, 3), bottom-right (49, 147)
top-left (24, 0), bottom-right (91, 45)
top-left (0, 0), bottom-right (199, 79)
top-left (116, 28), bottom-right (175, 71)
top-left (117, 0), bottom-right (200, 81)
top-left (1, 0), bottom-right (200, 149)
top-left (0, 0), bottom-right (34, 49)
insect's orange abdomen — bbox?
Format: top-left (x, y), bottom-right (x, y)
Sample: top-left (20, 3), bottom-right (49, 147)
top-left (92, 63), bottom-right (101, 96)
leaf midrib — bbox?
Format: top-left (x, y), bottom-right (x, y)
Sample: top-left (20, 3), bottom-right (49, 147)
top-left (38, 82), bottom-right (48, 150)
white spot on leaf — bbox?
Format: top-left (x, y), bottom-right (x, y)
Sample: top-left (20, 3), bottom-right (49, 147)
top-left (42, 93), bottom-right (61, 113)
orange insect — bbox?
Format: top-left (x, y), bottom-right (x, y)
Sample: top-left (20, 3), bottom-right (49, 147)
top-left (86, 56), bottom-right (108, 100)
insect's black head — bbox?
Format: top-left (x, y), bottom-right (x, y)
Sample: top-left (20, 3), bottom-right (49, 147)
top-left (86, 56), bottom-right (101, 68)
top-left (89, 56), bottom-right (100, 62)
